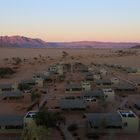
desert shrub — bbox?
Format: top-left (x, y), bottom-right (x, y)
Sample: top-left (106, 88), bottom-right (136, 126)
top-left (31, 92), bottom-right (41, 102)
top-left (86, 133), bottom-right (100, 139)
top-left (0, 67), bottom-right (15, 78)
top-left (67, 123), bottom-right (78, 132)
top-left (72, 132), bottom-right (78, 137)
top-left (18, 83), bottom-right (31, 91)
top-left (35, 109), bottom-right (65, 128)
top-left (12, 57), bottom-right (22, 65)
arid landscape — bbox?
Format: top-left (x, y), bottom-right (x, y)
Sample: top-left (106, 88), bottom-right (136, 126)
top-left (0, 47), bottom-right (140, 140)
top-left (1, 0), bottom-right (140, 140)
top-left (0, 47), bottom-right (140, 83)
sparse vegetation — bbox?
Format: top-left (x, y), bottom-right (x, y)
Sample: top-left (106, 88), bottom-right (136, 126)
top-left (31, 91), bottom-right (41, 102)
top-left (35, 109), bottom-right (65, 128)
top-left (12, 57), bottom-right (22, 65)
top-left (18, 83), bottom-right (31, 91)
top-left (21, 121), bottom-right (50, 140)
top-left (67, 123), bottom-right (78, 132)
top-left (0, 67), bottom-right (15, 78)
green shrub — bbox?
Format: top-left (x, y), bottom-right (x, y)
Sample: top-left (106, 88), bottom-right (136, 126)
top-left (0, 67), bottom-right (15, 78)
top-left (67, 123), bottom-right (78, 132)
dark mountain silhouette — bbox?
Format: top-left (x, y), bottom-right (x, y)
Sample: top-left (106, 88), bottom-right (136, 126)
top-left (0, 36), bottom-right (47, 48)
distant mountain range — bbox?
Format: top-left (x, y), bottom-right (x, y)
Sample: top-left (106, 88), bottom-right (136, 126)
top-left (131, 45), bottom-right (140, 49)
top-left (0, 36), bottom-right (47, 48)
top-left (0, 36), bottom-right (140, 49)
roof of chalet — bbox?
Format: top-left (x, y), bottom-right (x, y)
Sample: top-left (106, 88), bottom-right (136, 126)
top-left (21, 79), bottom-right (36, 84)
top-left (95, 79), bottom-right (111, 84)
top-left (114, 83), bottom-right (136, 90)
top-left (83, 90), bottom-right (104, 98)
top-left (0, 84), bottom-right (13, 89)
top-left (134, 100), bottom-right (140, 109)
top-left (0, 90), bottom-right (22, 98)
top-left (0, 115), bottom-right (23, 126)
top-left (86, 113), bottom-right (122, 128)
top-left (59, 99), bottom-right (87, 109)
top-left (65, 83), bottom-right (82, 89)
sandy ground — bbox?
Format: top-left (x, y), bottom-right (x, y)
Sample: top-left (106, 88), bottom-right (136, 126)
top-left (0, 47), bottom-right (140, 83)
top-left (0, 48), bottom-right (140, 139)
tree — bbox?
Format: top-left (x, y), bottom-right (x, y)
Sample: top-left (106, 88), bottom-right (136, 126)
top-left (21, 121), bottom-right (50, 140)
top-left (35, 109), bottom-right (65, 128)
top-left (18, 83), bottom-right (31, 91)
top-left (0, 67), bottom-right (15, 78)
top-left (31, 92), bottom-right (41, 102)
top-left (67, 123), bottom-right (78, 132)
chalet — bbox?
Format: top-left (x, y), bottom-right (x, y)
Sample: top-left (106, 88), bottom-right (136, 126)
top-left (83, 72), bottom-right (94, 82)
top-left (21, 79), bottom-right (36, 86)
top-left (125, 67), bottom-right (137, 74)
top-left (73, 63), bottom-right (88, 72)
top-left (88, 65), bottom-right (94, 72)
top-left (79, 66), bottom-right (89, 73)
top-left (81, 81), bottom-right (91, 91)
top-left (131, 78), bottom-right (140, 87)
top-left (86, 110), bottom-right (139, 134)
top-left (48, 64), bottom-right (64, 76)
top-left (93, 74), bottom-right (101, 80)
top-left (114, 83), bottom-right (136, 91)
top-left (99, 69), bottom-right (107, 76)
top-left (102, 88), bottom-right (115, 101)
top-left (63, 63), bottom-right (71, 72)
top-left (24, 75), bottom-right (51, 87)
top-left (133, 100), bottom-right (140, 116)
top-left (0, 90), bottom-right (23, 100)
top-left (24, 111), bottom-right (37, 126)
top-left (95, 79), bottom-right (112, 86)
top-left (135, 69), bottom-right (140, 74)
top-left (86, 113), bottom-right (123, 134)
top-left (59, 99), bottom-right (87, 110)
top-left (57, 63), bottom-right (64, 75)
top-left (0, 84), bottom-right (18, 93)
top-left (113, 64), bottom-right (122, 69)
top-left (118, 110), bottom-right (139, 133)
top-left (35, 78), bottom-right (44, 87)
top-left (48, 65), bottom-right (57, 73)
top-left (134, 100), bottom-right (140, 110)
top-left (111, 77), bottom-right (119, 84)
top-left (83, 90), bottom-right (104, 99)
top-left (0, 114), bottom-right (23, 133)
top-left (65, 83), bottom-right (82, 93)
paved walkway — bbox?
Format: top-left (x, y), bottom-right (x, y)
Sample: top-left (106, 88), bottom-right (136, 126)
top-left (60, 125), bottom-right (75, 140)
top-left (39, 88), bottom-right (54, 109)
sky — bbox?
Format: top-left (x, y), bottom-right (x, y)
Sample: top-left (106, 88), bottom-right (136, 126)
top-left (0, 0), bottom-right (140, 42)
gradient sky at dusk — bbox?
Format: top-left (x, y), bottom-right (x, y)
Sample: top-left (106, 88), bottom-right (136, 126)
top-left (0, 0), bottom-right (140, 42)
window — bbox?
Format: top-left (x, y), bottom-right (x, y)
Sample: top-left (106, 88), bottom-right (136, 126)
top-left (94, 126), bottom-right (98, 129)
top-left (105, 95), bottom-right (108, 98)
top-left (124, 122), bottom-right (127, 127)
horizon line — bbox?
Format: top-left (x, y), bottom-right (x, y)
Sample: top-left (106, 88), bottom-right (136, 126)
top-left (1, 35), bottom-right (140, 44)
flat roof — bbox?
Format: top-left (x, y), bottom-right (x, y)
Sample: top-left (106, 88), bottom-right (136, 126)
top-left (0, 90), bottom-right (22, 98)
top-left (86, 113), bottom-right (122, 128)
top-left (65, 83), bottom-right (82, 89)
top-left (21, 79), bottom-right (36, 84)
top-left (0, 115), bottom-right (23, 126)
top-left (118, 110), bottom-right (136, 118)
top-left (0, 84), bottom-right (13, 89)
top-left (59, 99), bottom-right (87, 109)
top-left (96, 79), bottom-right (111, 84)
top-left (114, 84), bottom-right (136, 90)
top-left (83, 90), bottom-right (104, 98)
top-left (134, 100), bottom-right (140, 108)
